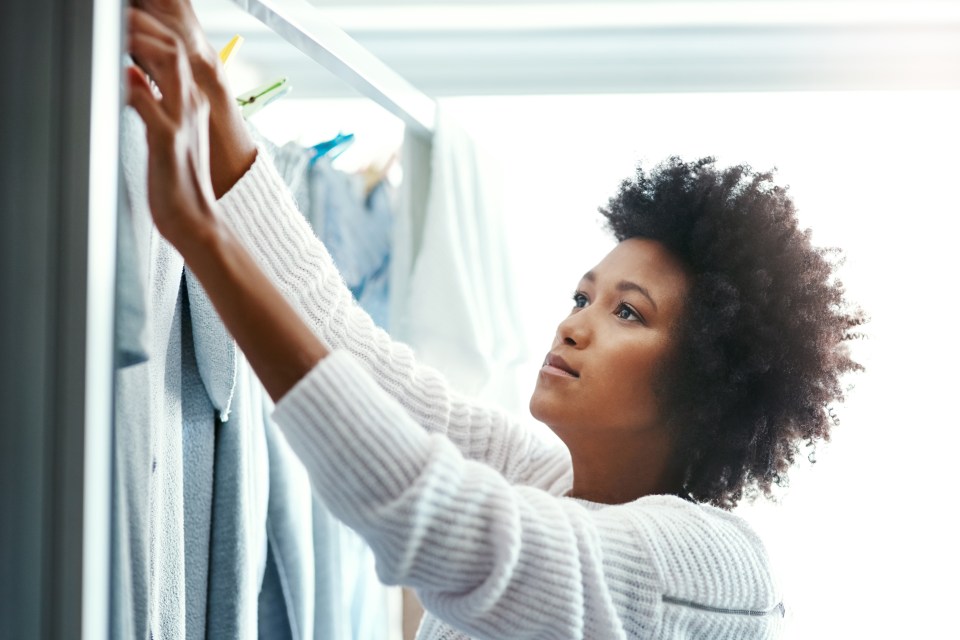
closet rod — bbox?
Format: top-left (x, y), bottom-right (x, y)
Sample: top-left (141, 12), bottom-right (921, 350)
top-left (231, 0), bottom-right (436, 139)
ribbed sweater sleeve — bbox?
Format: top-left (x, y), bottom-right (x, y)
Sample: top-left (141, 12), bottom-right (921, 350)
top-left (215, 150), bottom-right (571, 492)
top-left (272, 351), bottom-right (659, 639)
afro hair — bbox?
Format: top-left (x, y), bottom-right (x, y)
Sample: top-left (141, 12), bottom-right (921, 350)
top-left (600, 156), bottom-right (865, 509)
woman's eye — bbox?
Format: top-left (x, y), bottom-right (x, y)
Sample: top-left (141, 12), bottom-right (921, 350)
top-left (572, 292), bottom-right (588, 308)
top-left (616, 303), bottom-right (643, 323)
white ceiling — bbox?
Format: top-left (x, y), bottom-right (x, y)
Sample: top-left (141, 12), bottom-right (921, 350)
top-left (194, 0), bottom-right (960, 98)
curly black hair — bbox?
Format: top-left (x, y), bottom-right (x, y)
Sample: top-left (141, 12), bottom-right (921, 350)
top-left (600, 157), bottom-right (865, 509)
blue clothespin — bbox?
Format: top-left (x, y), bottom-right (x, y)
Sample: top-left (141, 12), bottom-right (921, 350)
top-left (309, 132), bottom-right (355, 166)
top-left (236, 77), bottom-right (291, 119)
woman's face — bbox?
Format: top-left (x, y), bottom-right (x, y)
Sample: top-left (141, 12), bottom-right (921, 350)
top-left (529, 237), bottom-right (691, 444)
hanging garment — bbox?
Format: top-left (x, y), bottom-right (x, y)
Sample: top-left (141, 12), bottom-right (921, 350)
top-left (311, 157), bottom-right (393, 331)
top-left (204, 352), bottom-right (270, 640)
top-left (180, 282), bottom-right (216, 640)
top-left (258, 411), bottom-right (317, 640)
top-left (266, 138), bottom-right (395, 331)
top-left (114, 165), bottom-right (150, 369)
top-left (114, 108), bottom-right (191, 640)
top-left (253, 133), bottom-right (395, 640)
top-left (391, 108), bottom-right (528, 413)
top-left (113, 107), bottom-right (269, 640)
top-left (110, 141), bottom-right (154, 639)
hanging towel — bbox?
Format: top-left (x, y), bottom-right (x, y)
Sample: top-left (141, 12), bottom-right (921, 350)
top-left (114, 106), bottom-right (269, 640)
top-left (115, 107), bottom-right (190, 640)
top-left (392, 108), bottom-right (528, 412)
top-left (205, 354), bottom-right (270, 640)
top-left (180, 283), bottom-right (216, 640)
top-left (184, 269), bottom-right (238, 421)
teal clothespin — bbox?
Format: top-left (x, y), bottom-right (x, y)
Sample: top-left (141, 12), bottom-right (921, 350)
top-left (309, 132), bottom-right (355, 166)
top-left (236, 77), bottom-right (291, 119)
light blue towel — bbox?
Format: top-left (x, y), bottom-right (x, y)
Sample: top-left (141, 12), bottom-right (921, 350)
top-left (114, 106), bottom-right (269, 640)
top-left (205, 354), bottom-right (269, 640)
top-left (180, 284), bottom-right (216, 640)
top-left (185, 269), bottom-right (238, 421)
top-left (116, 106), bottom-right (189, 640)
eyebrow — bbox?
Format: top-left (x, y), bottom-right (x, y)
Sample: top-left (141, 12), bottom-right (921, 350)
top-left (582, 271), bottom-right (658, 312)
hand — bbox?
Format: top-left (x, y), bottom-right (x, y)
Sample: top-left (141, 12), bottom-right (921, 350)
top-left (126, 8), bottom-right (218, 247)
top-left (130, 0), bottom-right (258, 198)
top-left (127, 8), bottom-right (329, 403)
top-left (130, 0), bottom-right (219, 85)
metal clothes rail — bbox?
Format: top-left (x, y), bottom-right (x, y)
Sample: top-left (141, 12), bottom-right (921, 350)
top-left (231, 0), bottom-right (436, 139)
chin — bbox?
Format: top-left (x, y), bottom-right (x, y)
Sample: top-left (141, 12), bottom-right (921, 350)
top-left (528, 391), bottom-right (562, 433)
top-left (528, 389), bottom-right (548, 423)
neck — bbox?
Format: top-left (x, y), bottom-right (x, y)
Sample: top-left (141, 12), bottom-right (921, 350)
top-left (564, 428), bottom-right (683, 505)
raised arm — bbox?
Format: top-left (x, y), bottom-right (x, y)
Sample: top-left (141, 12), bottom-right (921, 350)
top-left (215, 151), bottom-right (567, 489)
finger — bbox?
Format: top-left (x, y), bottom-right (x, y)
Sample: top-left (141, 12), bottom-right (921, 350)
top-left (127, 62), bottom-right (162, 100)
top-left (125, 65), bottom-right (168, 133)
top-left (127, 8), bottom-right (184, 66)
top-left (126, 31), bottom-right (186, 120)
top-left (127, 5), bottom-right (200, 58)
top-left (127, 8), bottom-right (196, 100)
top-left (127, 6), bottom-right (179, 40)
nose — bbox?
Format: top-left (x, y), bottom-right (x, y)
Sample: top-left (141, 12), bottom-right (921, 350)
top-left (555, 308), bottom-right (591, 348)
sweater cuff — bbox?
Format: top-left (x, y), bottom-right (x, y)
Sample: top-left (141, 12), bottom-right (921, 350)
top-left (272, 350), bottom-right (433, 519)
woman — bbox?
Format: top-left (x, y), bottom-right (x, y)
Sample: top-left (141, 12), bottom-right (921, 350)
top-left (126, 3), bottom-right (863, 638)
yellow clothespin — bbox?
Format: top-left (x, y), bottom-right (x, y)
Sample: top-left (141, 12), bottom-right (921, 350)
top-left (236, 77), bottom-right (292, 119)
top-left (219, 35), bottom-right (244, 67)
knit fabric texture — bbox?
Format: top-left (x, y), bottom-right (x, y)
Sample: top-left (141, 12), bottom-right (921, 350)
top-left (216, 151), bottom-right (786, 640)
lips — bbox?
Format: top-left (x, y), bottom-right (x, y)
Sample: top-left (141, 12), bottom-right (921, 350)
top-left (543, 353), bottom-right (580, 378)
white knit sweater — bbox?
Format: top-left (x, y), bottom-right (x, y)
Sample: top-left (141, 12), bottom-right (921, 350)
top-left (217, 151), bottom-right (785, 640)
